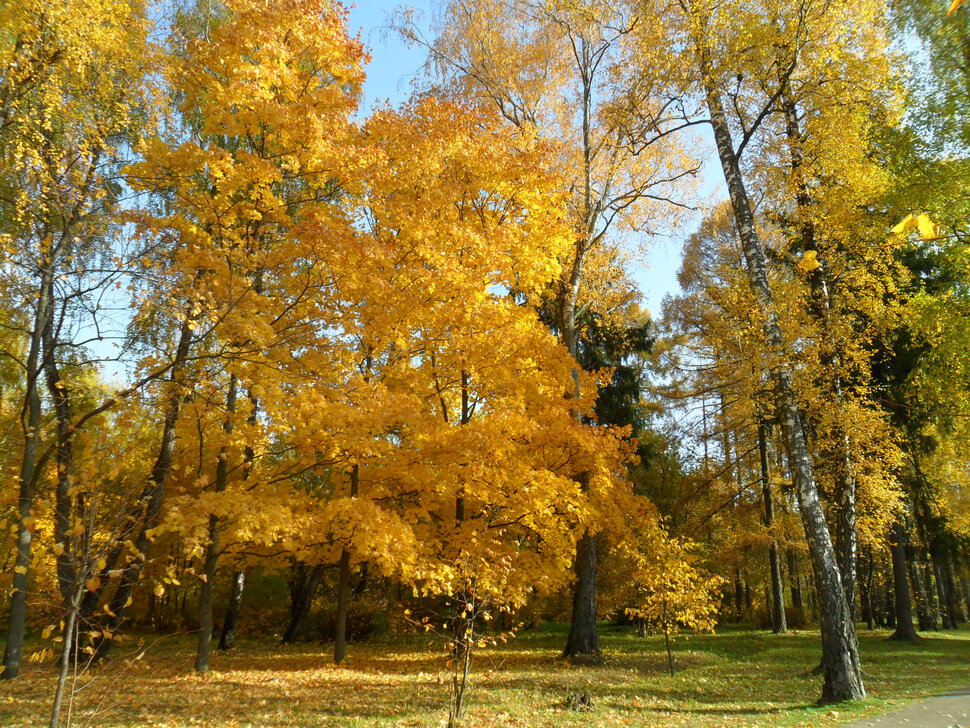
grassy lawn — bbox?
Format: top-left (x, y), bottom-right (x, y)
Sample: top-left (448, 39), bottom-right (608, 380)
top-left (1, 624), bottom-right (967, 727)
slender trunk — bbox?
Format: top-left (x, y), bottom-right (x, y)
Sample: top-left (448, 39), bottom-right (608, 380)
top-left (697, 35), bottom-right (863, 701)
top-left (781, 95), bottom-right (858, 620)
top-left (215, 389), bottom-right (260, 648)
top-left (860, 548), bottom-right (875, 631)
top-left (788, 549), bottom-right (804, 612)
top-left (563, 39), bottom-right (600, 659)
top-left (944, 554), bottom-right (966, 622)
top-left (760, 423), bottom-right (787, 633)
top-left (734, 569), bottom-right (743, 622)
top-left (196, 374), bottom-right (239, 672)
top-left (334, 464), bottom-right (359, 665)
top-left (931, 546), bottom-right (955, 630)
top-left (664, 631), bottom-right (675, 676)
top-left (908, 547), bottom-right (936, 631)
top-left (447, 582), bottom-right (476, 728)
top-left (2, 266), bottom-right (52, 680)
top-left (49, 590), bottom-right (79, 728)
top-left (218, 570), bottom-right (246, 650)
top-left (889, 521), bottom-right (918, 641)
top-left (923, 559), bottom-right (941, 626)
top-left (41, 288), bottom-right (76, 607)
top-left (94, 318), bottom-right (194, 659)
top-left (282, 563), bottom-right (325, 643)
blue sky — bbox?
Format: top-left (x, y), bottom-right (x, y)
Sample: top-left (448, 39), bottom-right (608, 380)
top-left (345, 1), bottom-right (705, 320)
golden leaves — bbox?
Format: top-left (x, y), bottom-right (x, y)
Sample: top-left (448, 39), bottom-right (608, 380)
top-left (948, 0), bottom-right (966, 15)
top-left (892, 213), bottom-right (941, 240)
top-left (796, 250), bottom-right (821, 273)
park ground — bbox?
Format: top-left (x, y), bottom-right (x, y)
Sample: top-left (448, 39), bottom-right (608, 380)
top-left (1, 624), bottom-right (967, 728)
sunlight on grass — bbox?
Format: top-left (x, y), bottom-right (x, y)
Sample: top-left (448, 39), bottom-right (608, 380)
top-left (1, 625), bottom-right (967, 727)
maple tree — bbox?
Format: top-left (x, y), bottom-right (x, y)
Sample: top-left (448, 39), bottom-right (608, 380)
top-left (1, 0), bottom-right (969, 725)
top-left (398, 0), bottom-right (698, 658)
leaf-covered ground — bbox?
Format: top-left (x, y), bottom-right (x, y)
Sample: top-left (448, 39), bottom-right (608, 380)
top-left (2, 624), bottom-right (968, 727)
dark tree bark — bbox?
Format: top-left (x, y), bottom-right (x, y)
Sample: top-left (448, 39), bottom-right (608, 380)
top-left (888, 521), bottom-right (918, 641)
top-left (931, 544), bottom-right (956, 630)
top-left (760, 423), bottom-right (787, 633)
top-left (908, 547), bottom-right (937, 631)
top-left (218, 569), bottom-right (246, 650)
top-left (788, 549), bottom-right (804, 613)
top-left (944, 555), bottom-right (966, 623)
top-left (694, 26), bottom-right (864, 701)
top-left (42, 286), bottom-right (77, 609)
top-left (89, 318), bottom-right (194, 660)
top-left (214, 387), bottom-right (260, 650)
top-left (858, 548), bottom-right (874, 630)
top-left (282, 563), bottom-right (325, 644)
top-left (334, 464), bottom-right (359, 665)
top-left (563, 533), bottom-right (599, 658)
top-left (1, 268), bottom-right (51, 680)
top-left (196, 374), bottom-right (238, 672)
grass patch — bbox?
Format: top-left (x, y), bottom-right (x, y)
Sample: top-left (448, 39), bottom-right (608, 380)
top-left (1, 624), bottom-right (967, 727)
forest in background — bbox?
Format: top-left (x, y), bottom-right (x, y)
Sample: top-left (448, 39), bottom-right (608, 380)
top-left (1, 0), bottom-right (969, 726)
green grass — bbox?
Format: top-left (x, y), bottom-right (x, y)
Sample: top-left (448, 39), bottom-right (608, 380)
top-left (2, 623), bottom-right (968, 727)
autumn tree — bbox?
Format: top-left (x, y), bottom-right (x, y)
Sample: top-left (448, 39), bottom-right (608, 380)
top-left (0, 0), bottom-right (153, 680)
top-left (399, 0), bottom-right (698, 658)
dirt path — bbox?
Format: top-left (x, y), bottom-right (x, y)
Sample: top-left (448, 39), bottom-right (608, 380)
top-left (843, 688), bottom-right (970, 728)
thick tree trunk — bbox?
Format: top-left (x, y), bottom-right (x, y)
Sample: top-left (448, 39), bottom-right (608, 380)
top-left (760, 423), bottom-right (787, 634)
top-left (889, 521), bottom-right (918, 641)
top-left (698, 41), bottom-right (864, 701)
top-left (196, 375), bottom-right (238, 672)
top-left (2, 268), bottom-right (52, 680)
top-left (563, 533), bottom-right (599, 657)
top-left (282, 563), bottom-right (325, 643)
top-left (334, 464), bottom-right (359, 665)
top-left (218, 570), bottom-right (246, 650)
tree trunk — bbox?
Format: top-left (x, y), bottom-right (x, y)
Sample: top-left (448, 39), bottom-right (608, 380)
top-left (196, 375), bottom-right (238, 672)
top-left (907, 547), bottom-right (936, 631)
top-left (218, 570), bottom-right (246, 650)
top-left (2, 267), bottom-right (52, 680)
top-left (697, 35), bottom-right (864, 701)
top-left (944, 555), bottom-right (966, 623)
top-left (788, 549), bottom-right (804, 612)
top-left (734, 568), bottom-right (744, 622)
top-left (49, 586), bottom-right (80, 728)
top-left (334, 464), bottom-right (359, 665)
top-left (41, 284), bottom-right (77, 609)
top-left (923, 559), bottom-right (941, 627)
top-left (282, 563), bottom-right (325, 643)
top-left (781, 94), bottom-right (858, 621)
top-left (563, 533), bottom-right (599, 658)
top-left (92, 318), bottom-right (194, 659)
top-left (889, 521), bottom-right (918, 641)
top-left (760, 423), bottom-right (787, 633)
top-left (931, 546), bottom-right (955, 630)
top-left (215, 388), bottom-right (260, 650)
